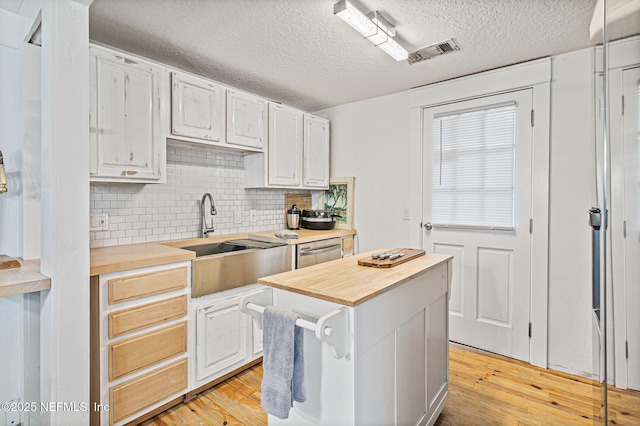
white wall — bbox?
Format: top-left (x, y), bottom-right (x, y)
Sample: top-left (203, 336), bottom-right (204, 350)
top-left (321, 49), bottom-right (600, 378)
top-left (0, 43), bottom-right (23, 258)
top-left (317, 91), bottom-right (420, 254)
top-left (38, 0), bottom-right (91, 424)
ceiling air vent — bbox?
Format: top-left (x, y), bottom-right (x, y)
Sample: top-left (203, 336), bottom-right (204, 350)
top-left (408, 39), bottom-right (460, 65)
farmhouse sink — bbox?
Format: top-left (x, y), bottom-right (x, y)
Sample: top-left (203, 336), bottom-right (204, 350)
top-left (181, 240), bottom-right (248, 257)
top-left (184, 239), bottom-right (292, 297)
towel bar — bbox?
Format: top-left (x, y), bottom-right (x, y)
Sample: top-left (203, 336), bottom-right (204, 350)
top-left (239, 288), bottom-right (350, 359)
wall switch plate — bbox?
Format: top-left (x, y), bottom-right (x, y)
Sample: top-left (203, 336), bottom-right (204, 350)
top-left (234, 207), bottom-right (242, 224)
top-left (403, 208), bottom-right (411, 220)
top-left (90, 213), bottom-right (109, 231)
top-left (249, 210), bottom-right (257, 223)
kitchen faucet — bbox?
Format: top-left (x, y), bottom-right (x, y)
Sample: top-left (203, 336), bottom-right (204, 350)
top-left (201, 193), bottom-right (217, 237)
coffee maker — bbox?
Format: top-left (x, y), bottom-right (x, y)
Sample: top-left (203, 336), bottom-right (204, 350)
top-left (286, 204), bottom-right (301, 229)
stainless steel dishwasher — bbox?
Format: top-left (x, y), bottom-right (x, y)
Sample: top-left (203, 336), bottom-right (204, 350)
top-left (296, 237), bottom-right (342, 269)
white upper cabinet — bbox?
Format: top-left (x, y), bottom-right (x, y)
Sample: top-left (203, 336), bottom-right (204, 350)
top-left (244, 108), bottom-right (330, 189)
top-left (89, 45), bottom-right (166, 183)
top-left (226, 90), bottom-right (267, 149)
top-left (303, 114), bottom-right (330, 188)
top-left (268, 103), bottom-right (303, 186)
top-left (170, 71), bottom-right (224, 143)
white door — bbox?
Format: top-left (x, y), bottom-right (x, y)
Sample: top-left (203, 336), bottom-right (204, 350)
top-left (171, 71), bottom-right (224, 142)
top-left (196, 297), bottom-right (247, 381)
top-left (89, 45), bottom-right (164, 182)
top-left (422, 89), bottom-right (533, 362)
top-left (303, 114), bottom-right (330, 188)
top-left (268, 103), bottom-right (303, 186)
top-left (226, 89), bottom-right (267, 149)
top-left (622, 66), bottom-right (640, 390)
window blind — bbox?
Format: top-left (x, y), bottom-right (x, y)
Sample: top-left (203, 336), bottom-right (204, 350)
top-left (432, 103), bottom-right (517, 230)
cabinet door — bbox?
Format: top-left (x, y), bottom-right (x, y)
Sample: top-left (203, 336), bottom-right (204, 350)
top-left (268, 103), bottom-right (303, 186)
top-left (89, 46), bottom-right (165, 182)
top-left (196, 297), bottom-right (247, 381)
top-left (303, 114), bottom-right (330, 188)
top-left (226, 90), bottom-right (267, 149)
top-left (171, 72), bottom-right (224, 142)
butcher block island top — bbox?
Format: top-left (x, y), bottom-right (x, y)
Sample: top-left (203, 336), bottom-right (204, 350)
top-left (258, 249), bottom-right (452, 307)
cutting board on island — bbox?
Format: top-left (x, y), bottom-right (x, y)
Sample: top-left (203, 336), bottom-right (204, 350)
top-left (358, 248), bottom-right (425, 268)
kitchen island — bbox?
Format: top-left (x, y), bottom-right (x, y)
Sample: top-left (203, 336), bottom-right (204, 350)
top-left (245, 249), bottom-right (452, 426)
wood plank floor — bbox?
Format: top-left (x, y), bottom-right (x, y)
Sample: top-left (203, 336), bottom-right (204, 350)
top-left (141, 344), bottom-right (640, 425)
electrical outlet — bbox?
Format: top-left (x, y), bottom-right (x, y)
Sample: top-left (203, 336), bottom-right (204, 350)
top-left (249, 210), bottom-right (257, 223)
top-left (90, 213), bottom-right (109, 231)
top-left (5, 401), bottom-right (21, 425)
top-left (234, 207), bottom-right (242, 224)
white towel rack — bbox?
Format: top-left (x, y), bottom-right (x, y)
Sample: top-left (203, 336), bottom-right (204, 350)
top-left (239, 288), bottom-right (350, 359)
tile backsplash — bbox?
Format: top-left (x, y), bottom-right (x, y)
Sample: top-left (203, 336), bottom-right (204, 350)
top-left (90, 141), bottom-right (310, 248)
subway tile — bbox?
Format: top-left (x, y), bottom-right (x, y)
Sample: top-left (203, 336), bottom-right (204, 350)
top-left (88, 145), bottom-right (313, 247)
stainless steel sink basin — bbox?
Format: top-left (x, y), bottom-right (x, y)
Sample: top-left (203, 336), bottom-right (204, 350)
top-left (181, 241), bottom-right (247, 257)
top-left (184, 238), bottom-right (292, 297)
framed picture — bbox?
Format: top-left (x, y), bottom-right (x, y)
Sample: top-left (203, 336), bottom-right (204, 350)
top-left (320, 177), bottom-right (355, 230)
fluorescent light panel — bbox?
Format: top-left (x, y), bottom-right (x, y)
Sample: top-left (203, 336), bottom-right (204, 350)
top-left (334, 0), bottom-right (408, 61)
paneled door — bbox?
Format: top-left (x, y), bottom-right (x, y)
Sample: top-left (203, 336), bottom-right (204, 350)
top-left (422, 89), bottom-right (533, 361)
top-left (622, 66), bottom-right (640, 391)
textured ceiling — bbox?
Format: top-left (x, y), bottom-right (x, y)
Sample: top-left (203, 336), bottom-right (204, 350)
top-left (89, 0), bottom-right (639, 112)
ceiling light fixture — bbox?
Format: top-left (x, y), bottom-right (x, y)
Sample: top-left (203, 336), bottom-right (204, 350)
top-left (333, 0), bottom-right (409, 61)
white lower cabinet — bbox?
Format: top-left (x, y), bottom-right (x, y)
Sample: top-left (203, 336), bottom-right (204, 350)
top-left (91, 262), bottom-right (191, 426)
top-left (191, 284), bottom-right (264, 390)
top-left (196, 296), bottom-right (247, 380)
top-left (267, 263), bottom-right (450, 426)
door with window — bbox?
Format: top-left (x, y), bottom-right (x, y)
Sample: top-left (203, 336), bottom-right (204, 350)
top-left (422, 89), bottom-right (533, 362)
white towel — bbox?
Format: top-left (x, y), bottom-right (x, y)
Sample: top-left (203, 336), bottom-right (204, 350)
top-left (261, 306), bottom-right (306, 419)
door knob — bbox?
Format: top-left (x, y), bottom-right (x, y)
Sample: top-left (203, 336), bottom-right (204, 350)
top-left (424, 222), bottom-right (433, 230)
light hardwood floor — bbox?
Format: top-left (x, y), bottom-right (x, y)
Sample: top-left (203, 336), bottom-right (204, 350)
top-left (141, 343), bottom-right (640, 425)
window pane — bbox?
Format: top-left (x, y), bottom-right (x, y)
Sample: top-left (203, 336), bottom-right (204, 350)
top-left (433, 104), bottom-right (516, 229)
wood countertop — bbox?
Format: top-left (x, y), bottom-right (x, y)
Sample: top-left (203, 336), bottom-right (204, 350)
top-left (90, 229), bottom-right (357, 276)
top-left (90, 243), bottom-right (195, 276)
top-left (258, 249), bottom-right (452, 307)
top-left (0, 259), bottom-right (51, 298)
top-left (248, 228), bottom-right (356, 244)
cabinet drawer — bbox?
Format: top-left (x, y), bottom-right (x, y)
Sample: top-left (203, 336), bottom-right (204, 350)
top-left (109, 295), bottom-right (187, 339)
top-left (108, 266), bottom-right (187, 304)
top-left (109, 358), bottom-right (187, 425)
top-left (109, 321), bottom-right (187, 381)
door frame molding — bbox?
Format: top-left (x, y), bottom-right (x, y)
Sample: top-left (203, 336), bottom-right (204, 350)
top-left (410, 58), bottom-right (551, 368)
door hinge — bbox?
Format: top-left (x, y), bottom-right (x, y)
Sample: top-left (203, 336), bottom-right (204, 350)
top-left (529, 322), bottom-right (532, 338)
top-left (622, 95), bottom-right (625, 116)
top-left (623, 220), bottom-right (627, 238)
top-left (530, 109), bottom-right (535, 127)
top-left (529, 219), bottom-right (533, 234)
top-left (626, 341), bottom-right (629, 359)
